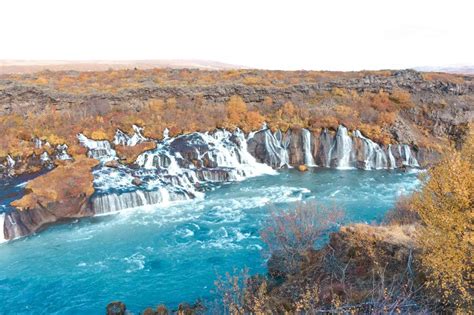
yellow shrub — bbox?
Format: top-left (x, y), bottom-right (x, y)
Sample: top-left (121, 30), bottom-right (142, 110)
top-left (412, 133), bottom-right (473, 312)
top-left (90, 130), bottom-right (109, 140)
top-left (226, 96), bottom-right (248, 126)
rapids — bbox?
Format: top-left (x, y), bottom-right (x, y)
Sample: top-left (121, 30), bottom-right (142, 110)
top-left (0, 168), bottom-right (421, 314)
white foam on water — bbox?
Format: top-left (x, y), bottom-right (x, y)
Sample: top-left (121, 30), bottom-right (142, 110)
top-left (83, 125), bottom-right (422, 220)
top-left (330, 190), bottom-right (341, 197)
top-left (175, 227), bottom-right (195, 238)
top-left (247, 244), bottom-right (263, 251)
top-left (92, 128), bottom-right (278, 216)
top-left (123, 253), bottom-right (146, 273)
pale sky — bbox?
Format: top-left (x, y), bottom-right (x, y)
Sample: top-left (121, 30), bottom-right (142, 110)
top-left (1, 0), bottom-right (473, 70)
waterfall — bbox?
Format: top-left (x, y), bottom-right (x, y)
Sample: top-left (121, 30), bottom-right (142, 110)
top-left (353, 130), bottom-right (388, 170)
top-left (6, 155), bottom-right (15, 168)
top-left (92, 189), bottom-right (190, 214)
top-left (55, 144), bottom-right (72, 160)
top-left (92, 128), bottom-right (275, 215)
top-left (401, 145), bottom-right (419, 167)
top-left (0, 213), bottom-right (6, 243)
top-left (329, 126), bottom-right (354, 169)
top-left (34, 138), bottom-right (43, 149)
top-left (318, 129), bottom-right (334, 168)
top-left (387, 145), bottom-right (396, 169)
top-left (129, 125), bottom-right (147, 146)
top-left (302, 129), bottom-right (316, 166)
top-left (114, 125), bottom-right (147, 146)
top-left (113, 130), bottom-right (129, 146)
top-left (262, 129), bottom-right (289, 168)
top-left (40, 152), bottom-right (50, 162)
top-left (78, 134), bottom-right (116, 161)
top-left (163, 128), bottom-right (170, 139)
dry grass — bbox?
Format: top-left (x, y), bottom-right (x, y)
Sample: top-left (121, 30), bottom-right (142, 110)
top-left (11, 157), bottom-right (98, 209)
top-left (341, 224), bottom-right (417, 248)
top-left (115, 141), bottom-right (156, 164)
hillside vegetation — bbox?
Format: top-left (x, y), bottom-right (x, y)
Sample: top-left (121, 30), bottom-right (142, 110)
top-left (1, 69), bottom-right (472, 164)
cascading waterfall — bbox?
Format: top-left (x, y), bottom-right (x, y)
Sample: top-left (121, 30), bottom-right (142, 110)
top-left (89, 128), bottom-right (275, 215)
top-left (0, 124), bottom-right (426, 243)
top-left (163, 128), bottom-right (170, 139)
top-left (400, 145), bottom-right (419, 167)
top-left (262, 129), bottom-right (289, 168)
top-left (353, 130), bottom-right (388, 170)
top-left (248, 124), bottom-right (420, 171)
top-left (114, 125), bottom-right (147, 146)
top-left (92, 189), bottom-right (187, 214)
top-left (302, 128), bottom-right (316, 166)
top-left (77, 134), bottom-right (116, 161)
top-left (387, 145), bottom-right (396, 169)
top-left (329, 126), bottom-right (354, 169)
top-left (6, 156), bottom-right (15, 168)
top-left (40, 152), bottom-right (50, 162)
top-left (55, 144), bottom-right (72, 160)
top-left (318, 129), bottom-right (334, 168)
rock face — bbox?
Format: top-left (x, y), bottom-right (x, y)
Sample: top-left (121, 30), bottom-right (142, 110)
top-left (4, 195), bottom-right (93, 240)
top-left (2, 158), bottom-right (98, 242)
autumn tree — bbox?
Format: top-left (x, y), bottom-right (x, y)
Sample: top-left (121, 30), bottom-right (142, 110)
top-left (412, 132), bottom-right (473, 312)
top-left (148, 99), bottom-right (164, 112)
top-left (390, 89), bottom-right (414, 109)
top-left (244, 111), bottom-right (265, 131)
top-left (278, 101), bottom-right (296, 119)
top-left (226, 95), bottom-right (248, 126)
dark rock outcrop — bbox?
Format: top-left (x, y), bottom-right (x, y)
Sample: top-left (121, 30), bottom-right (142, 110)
top-left (106, 301), bottom-right (127, 315)
top-left (4, 194), bottom-right (93, 240)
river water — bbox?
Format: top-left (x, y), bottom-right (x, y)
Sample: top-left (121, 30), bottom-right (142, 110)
top-left (0, 168), bottom-right (421, 314)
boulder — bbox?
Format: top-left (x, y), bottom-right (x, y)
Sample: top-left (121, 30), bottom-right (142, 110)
top-left (105, 160), bottom-right (120, 168)
top-left (156, 305), bottom-right (169, 315)
top-left (106, 301), bottom-right (126, 315)
top-left (176, 301), bottom-right (205, 314)
top-left (297, 165), bottom-right (308, 172)
top-left (132, 177), bottom-right (143, 186)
